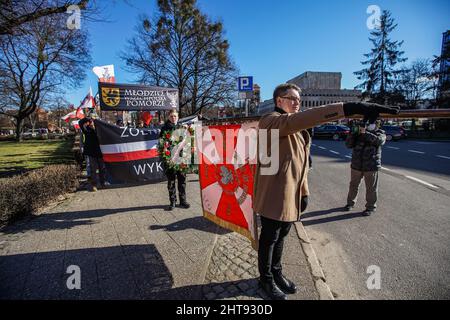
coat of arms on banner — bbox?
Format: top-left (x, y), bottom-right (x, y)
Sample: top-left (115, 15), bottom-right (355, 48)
top-left (198, 122), bottom-right (259, 249)
top-left (101, 87), bottom-right (120, 107)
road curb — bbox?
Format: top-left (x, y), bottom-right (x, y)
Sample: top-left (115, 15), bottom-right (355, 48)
top-left (294, 221), bottom-right (334, 300)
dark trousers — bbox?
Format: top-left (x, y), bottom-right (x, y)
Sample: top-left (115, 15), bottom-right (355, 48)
top-left (87, 156), bottom-right (106, 186)
top-left (166, 170), bottom-right (186, 204)
top-left (258, 216), bottom-right (292, 282)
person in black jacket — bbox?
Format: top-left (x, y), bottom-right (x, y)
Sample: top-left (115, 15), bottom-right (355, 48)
top-left (79, 116), bottom-right (106, 192)
top-left (160, 109), bottom-right (190, 210)
top-left (344, 121), bottom-right (386, 216)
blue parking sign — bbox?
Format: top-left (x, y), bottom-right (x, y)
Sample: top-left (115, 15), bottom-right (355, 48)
top-left (238, 76), bottom-right (253, 91)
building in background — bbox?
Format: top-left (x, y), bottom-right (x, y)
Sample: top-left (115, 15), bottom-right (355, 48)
top-left (438, 30), bottom-right (450, 101)
top-left (252, 84), bottom-right (261, 106)
top-left (257, 71), bottom-right (362, 115)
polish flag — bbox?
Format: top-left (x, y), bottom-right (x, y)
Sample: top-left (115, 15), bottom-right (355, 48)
top-left (61, 110), bottom-right (77, 122)
top-left (75, 107), bottom-right (85, 119)
top-left (79, 87), bottom-right (95, 109)
top-left (92, 65), bottom-right (115, 83)
top-left (71, 120), bottom-right (80, 130)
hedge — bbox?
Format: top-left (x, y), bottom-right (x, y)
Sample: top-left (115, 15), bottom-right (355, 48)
top-left (0, 164), bottom-right (79, 226)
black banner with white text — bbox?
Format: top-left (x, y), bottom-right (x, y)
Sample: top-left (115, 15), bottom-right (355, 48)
top-left (95, 119), bottom-right (166, 184)
top-left (98, 82), bottom-right (179, 111)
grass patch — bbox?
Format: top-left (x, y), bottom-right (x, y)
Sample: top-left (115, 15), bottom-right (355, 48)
top-left (0, 139), bottom-right (74, 177)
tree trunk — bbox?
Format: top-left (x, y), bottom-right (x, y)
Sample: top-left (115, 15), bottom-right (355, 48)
top-left (15, 118), bottom-right (23, 141)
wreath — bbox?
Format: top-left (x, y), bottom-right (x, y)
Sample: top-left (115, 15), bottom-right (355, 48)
top-left (158, 124), bottom-right (196, 173)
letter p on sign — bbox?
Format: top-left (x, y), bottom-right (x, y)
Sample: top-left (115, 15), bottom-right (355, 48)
top-left (238, 76), bottom-right (253, 91)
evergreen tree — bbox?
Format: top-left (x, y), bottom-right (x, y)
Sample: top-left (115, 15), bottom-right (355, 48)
top-left (354, 10), bottom-right (407, 100)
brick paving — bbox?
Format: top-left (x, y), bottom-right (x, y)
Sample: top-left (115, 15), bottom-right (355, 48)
top-left (0, 175), bottom-right (318, 300)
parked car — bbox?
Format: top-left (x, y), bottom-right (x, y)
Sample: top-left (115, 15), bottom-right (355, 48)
top-left (313, 124), bottom-right (350, 141)
top-left (21, 129), bottom-right (37, 138)
top-left (381, 125), bottom-right (406, 141)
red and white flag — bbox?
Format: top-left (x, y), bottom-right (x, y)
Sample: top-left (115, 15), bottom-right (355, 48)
top-left (61, 110), bottom-right (77, 122)
top-left (75, 107), bottom-right (85, 119)
top-left (79, 87), bottom-right (95, 109)
top-left (71, 120), bottom-right (80, 130)
top-left (92, 65), bottom-right (115, 83)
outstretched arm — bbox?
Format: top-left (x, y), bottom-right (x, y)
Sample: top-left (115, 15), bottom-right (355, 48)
top-left (259, 102), bottom-right (399, 136)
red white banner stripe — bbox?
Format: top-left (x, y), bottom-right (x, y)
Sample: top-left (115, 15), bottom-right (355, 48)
top-left (100, 140), bottom-right (159, 162)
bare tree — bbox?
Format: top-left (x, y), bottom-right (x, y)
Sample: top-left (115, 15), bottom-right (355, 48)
top-left (121, 0), bottom-right (238, 117)
top-left (0, 0), bottom-right (94, 35)
top-left (0, 9), bottom-right (91, 140)
top-left (46, 96), bottom-right (72, 129)
top-left (396, 59), bottom-right (434, 108)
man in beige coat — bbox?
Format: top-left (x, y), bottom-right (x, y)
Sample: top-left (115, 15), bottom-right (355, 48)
top-left (254, 83), bottom-right (399, 300)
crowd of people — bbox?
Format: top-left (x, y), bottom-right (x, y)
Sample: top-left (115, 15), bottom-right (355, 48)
top-left (76, 84), bottom-right (399, 300)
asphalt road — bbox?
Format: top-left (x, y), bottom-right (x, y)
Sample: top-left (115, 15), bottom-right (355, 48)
top-left (302, 138), bottom-right (450, 300)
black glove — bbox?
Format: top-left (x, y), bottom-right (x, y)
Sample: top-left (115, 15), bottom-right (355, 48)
top-left (343, 102), bottom-right (400, 124)
top-left (301, 195), bottom-right (308, 212)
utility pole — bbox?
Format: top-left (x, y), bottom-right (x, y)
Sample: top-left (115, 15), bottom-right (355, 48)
top-left (245, 99), bottom-right (249, 117)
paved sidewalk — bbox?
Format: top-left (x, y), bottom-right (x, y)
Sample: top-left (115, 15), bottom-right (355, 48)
top-left (0, 174), bottom-right (318, 300)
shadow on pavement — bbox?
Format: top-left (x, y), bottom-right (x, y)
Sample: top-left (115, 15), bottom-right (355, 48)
top-left (0, 205), bottom-right (170, 234)
top-left (0, 243), bottom-right (262, 300)
top-left (150, 216), bottom-right (231, 236)
top-left (300, 207), bottom-right (348, 219)
top-left (301, 211), bottom-right (363, 226)
top-left (0, 244), bottom-right (174, 299)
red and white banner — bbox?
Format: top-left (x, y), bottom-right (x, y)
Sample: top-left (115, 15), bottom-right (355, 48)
top-left (198, 122), bottom-right (259, 249)
top-left (92, 65), bottom-right (115, 83)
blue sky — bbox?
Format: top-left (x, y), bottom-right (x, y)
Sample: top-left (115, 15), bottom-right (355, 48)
top-left (68, 0), bottom-right (450, 106)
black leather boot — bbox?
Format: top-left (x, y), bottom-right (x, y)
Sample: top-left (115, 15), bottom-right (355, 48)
top-left (273, 273), bottom-right (297, 294)
top-left (259, 278), bottom-right (287, 300)
top-left (179, 201), bottom-right (190, 209)
top-left (168, 202), bottom-right (176, 211)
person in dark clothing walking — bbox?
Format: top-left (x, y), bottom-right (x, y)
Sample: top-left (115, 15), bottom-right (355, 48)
top-left (344, 121), bottom-right (386, 216)
top-left (79, 116), bottom-right (106, 192)
top-left (160, 109), bottom-right (190, 210)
